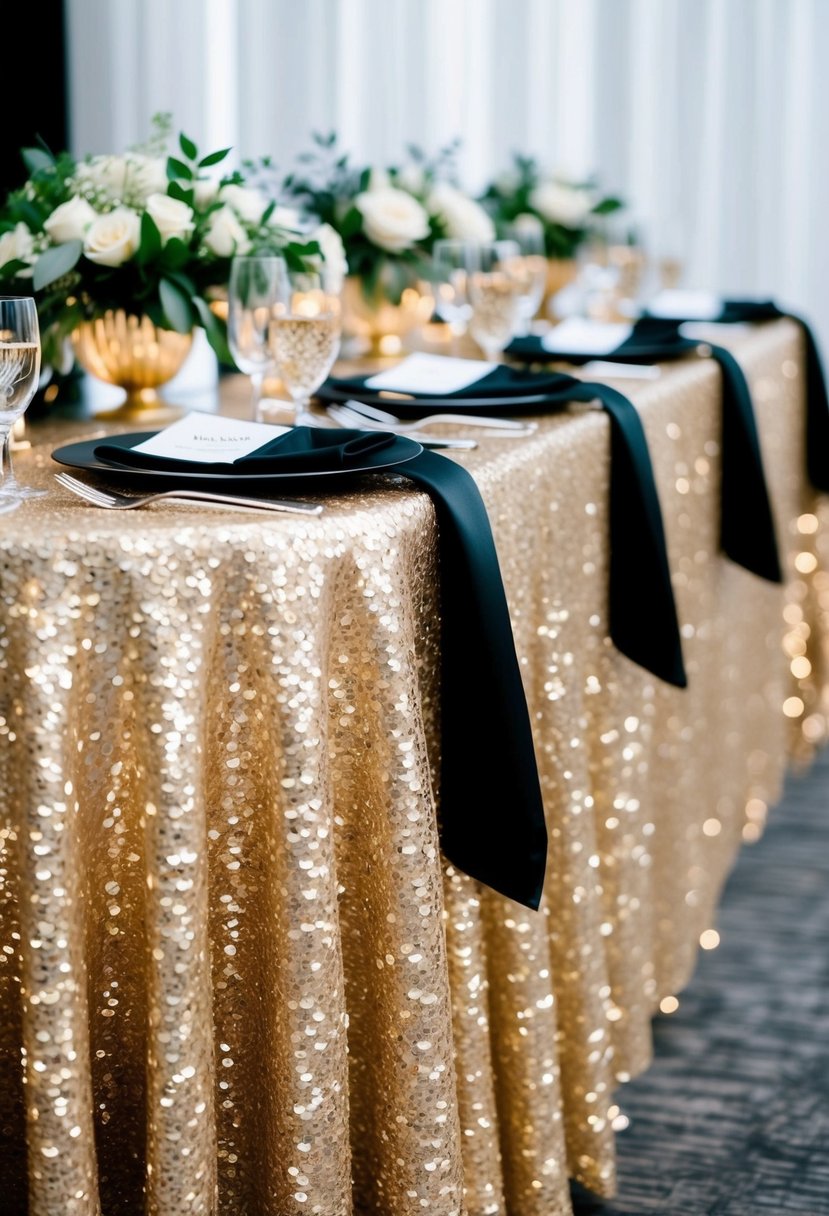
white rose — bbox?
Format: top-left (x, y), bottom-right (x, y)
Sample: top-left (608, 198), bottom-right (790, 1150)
top-left (310, 223), bottom-right (347, 293)
top-left (220, 184), bottom-right (268, 224)
top-left (355, 187), bottom-right (430, 253)
top-left (267, 204), bottom-right (302, 232)
top-left (145, 193), bottom-right (195, 243)
top-left (44, 197), bottom-right (97, 243)
top-left (130, 156), bottom-right (168, 201)
top-left (396, 164), bottom-right (426, 195)
top-left (529, 181), bottom-right (593, 227)
top-left (428, 183), bottom-right (495, 242)
top-left (83, 207), bottom-right (141, 267)
top-left (0, 222), bottom-right (35, 269)
top-left (193, 178), bottom-right (219, 209)
top-left (203, 205), bottom-right (251, 257)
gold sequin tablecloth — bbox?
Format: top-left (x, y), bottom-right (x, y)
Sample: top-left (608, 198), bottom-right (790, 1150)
top-left (1, 320), bottom-right (828, 1216)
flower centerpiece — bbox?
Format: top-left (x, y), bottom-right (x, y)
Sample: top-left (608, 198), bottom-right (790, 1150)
top-left (0, 115), bottom-right (318, 418)
top-left (284, 133), bottom-right (495, 353)
top-left (481, 154), bottom-right (625, 302)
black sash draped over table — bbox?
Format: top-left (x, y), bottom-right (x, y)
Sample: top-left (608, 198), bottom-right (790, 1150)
top-left (325, 369), bottom-right (688, 691)
top-left (509, 315), bottom-right (788, 584)
top-left (643, 300), bottom-right (829, 495)
top-left (91, 425), bottom-right (549, 909)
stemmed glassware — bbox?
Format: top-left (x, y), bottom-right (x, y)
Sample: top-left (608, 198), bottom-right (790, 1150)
top-left (503, 216), bottom-right (548, 334)
top-left (228, 255), bottom-right (284, 421)
top-left (0, 296), bottom-right (45, 506)
top-left (432, 239), bottom-right (475, 336)
top-left (467, 240), bottom-right (523, 362)
top-left (268, 265), bottom-right (341, 425)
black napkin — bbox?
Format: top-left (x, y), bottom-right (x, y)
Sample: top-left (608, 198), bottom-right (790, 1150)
top-left (327, 368), bottom-right (687, 689)
top-left (645, 299), bottom-right (829, 496)
top-left (402, 450), bottom-right (548, 909)
top-left (94, 427), bottom-right (398, 476)
top-left (93, 423), bottom-right (548, 907)
top-left (509, 319), bottom-right (783, 584)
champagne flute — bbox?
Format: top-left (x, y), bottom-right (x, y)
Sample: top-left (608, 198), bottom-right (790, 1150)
top-left (467, 240), bottom-right (523, 361)
top-left (503, 216), bottom-right (548, 334)
top-left (432, 239), bottom-right (475, 336)
top-left (269, 266), bottom-right (341, 425)
top-left (228, 255), bottom-right (284, 421)
top-left (0, 296), bottom-right (44, 503)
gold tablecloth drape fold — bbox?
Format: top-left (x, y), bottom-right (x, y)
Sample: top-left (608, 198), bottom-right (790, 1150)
top-left (1, 320), bottom-right (827, 1216)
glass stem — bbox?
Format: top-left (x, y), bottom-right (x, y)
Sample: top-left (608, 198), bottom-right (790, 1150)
top-left (294, 397), bottom-right (311, 427)
top-left (0, 426), bottom-right (15, 489)
top-left (250, 372), bottom-right (264, 422)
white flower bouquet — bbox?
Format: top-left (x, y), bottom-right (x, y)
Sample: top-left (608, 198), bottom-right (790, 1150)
top-left (0, 117), bottom-right (319, 372)
top-left (481, 154), bottom-right (624, 258)
top-left (284, 134), bottom-right (495, 303)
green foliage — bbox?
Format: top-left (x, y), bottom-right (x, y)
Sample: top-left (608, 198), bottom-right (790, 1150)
top-left (0, 119), bottom-right (313, 379)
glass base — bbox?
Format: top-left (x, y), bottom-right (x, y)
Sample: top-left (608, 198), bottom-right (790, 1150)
top-left (0, 483), bottom-right (47, 502)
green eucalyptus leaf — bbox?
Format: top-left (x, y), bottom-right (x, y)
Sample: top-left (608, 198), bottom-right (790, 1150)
top-left (21, 146), bottom-right (54, 174)
top-left (33, 240), bottom-right (83, 291)
top-left (198, 147), bottom-right (231, 168)
top-left (166, 156), bottom-right (194, 181)
top-left (592, 197), bottom-right (624, 215)
top-left (167, 180), bottom-right (195, 207)
top-left (158, 237), bottom-right (191, 270)
top-left (136, 212), bottom-right (162, 266)
top-left (179, 132), bottom-right (198, 161)
top-left (159, 277), bottom-right (195, 333)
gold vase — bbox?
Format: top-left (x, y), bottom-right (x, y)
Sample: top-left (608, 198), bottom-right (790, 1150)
top-left (342, 275), bottom-right (434, 357)
top-left (542, 258), bottom-right (578, 316)
top-left (71, 310), bottom-right (193, 422)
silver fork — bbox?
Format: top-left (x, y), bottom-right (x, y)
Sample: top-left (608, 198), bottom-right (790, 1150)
top-left (54, 472), bottom-right (324, 515)
top-left (327, 405), bottom-right (477, 449)
top-left (339, 398), bottom-right (537, 435)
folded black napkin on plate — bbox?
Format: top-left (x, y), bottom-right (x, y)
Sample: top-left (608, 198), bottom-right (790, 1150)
top-left (94, 423), bottom-right (548, 909)
top-left (327, 368), bottom-right (687, 690)
top-left (94, 426), bottom-right (397, 475)
top-left (510, 317), bottom-right (783, 584)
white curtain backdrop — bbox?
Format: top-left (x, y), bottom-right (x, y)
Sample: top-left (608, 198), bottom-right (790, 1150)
top-left (66, 0), bottom-right (829, 342)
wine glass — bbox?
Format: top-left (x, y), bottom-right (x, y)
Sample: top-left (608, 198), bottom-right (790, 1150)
top-left (228, 255), bottom-right (284, 420)
top-left (503, 216), bottom-right (548, 334)
top-left (467, 240), bottom-right (523, 361)
top-left (269, 266), bottom-right (341, 425)
top-left (432, 239), bottom-right (475, 336)
top-left (0, 296), bottom-right (44, 504)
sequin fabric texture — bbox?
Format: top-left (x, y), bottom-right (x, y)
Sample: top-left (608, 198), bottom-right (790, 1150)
top-left (0, 321), bottom-right (825, 1215)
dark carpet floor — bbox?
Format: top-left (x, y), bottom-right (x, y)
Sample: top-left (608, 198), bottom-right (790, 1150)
top-left (571, 746), bottom-right (829, 1216)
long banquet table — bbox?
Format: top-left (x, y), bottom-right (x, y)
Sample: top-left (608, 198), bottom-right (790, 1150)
top-left (1, 319), bottom-right (828, 1216)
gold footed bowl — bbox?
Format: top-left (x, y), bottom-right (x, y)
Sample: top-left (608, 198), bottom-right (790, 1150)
top-left (71, 310), bottom-right (193, 422)
top-left (543, 258), bottom-right (578, 317)
top-left (342, 274), bottom-right (434, 357)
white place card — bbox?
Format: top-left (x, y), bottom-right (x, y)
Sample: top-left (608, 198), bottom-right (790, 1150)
top-left (582, 360), bottom-right (661, 380)
top-left (131, 411), bottom-right (290, 464)
top-left (364, 353), bottom-right (498, 395)
top-left (679, 321), bottom-right (752, 342)
top-left (541, 318), bottom-right (633, 356)
top-left (648, 289), bottom-right (724, 320)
